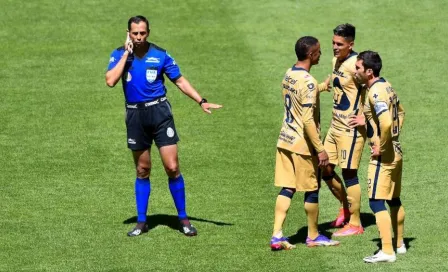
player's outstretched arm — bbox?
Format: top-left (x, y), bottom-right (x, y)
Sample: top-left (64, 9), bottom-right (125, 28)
top-left (174, 76), bottom-right (222, 114)
top-left (318, 75), bottom-right (331, 92)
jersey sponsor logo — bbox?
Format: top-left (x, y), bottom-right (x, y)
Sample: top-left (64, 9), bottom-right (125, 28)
top-left (109, 57), bottom-right (115, 63)
top-left (374, 101), bottom-right (388, 115)
top-left (126, 72), bottom-right (132, 82)
top-left (128, 138), bottom-right (136, 144)
top-left (167, 127), bottom-right (175, 138)
top-left (146, 69), bottom-right (157, 83)
top-left (145, 57), bottom-right (160, 63)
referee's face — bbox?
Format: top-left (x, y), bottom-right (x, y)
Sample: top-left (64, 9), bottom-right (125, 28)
top-left (129, 22), bottom-right (149, 48)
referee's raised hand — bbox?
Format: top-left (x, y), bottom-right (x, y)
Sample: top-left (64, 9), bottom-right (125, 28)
top-left (125, 32), bottom-right (133, 54)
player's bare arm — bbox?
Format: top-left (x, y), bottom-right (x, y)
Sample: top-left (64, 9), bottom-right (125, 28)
top-left (318, 75), bottom-right (331, 92)
top-left (174, 76), bottom-right (223, 114)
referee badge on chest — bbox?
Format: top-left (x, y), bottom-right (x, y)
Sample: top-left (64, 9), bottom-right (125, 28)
top-left (146, 69), bottom-right (157, 83)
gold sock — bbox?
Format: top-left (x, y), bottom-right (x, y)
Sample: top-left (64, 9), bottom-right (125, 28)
top-left (390, 205), bottom-right (405, 247)
top-left (326, 175), bottom-right (348, 210)
top-left (304, 202), bottom-right (319, 239)
top-left (346, 184), bottom-right (361, 226)
top-left (375, 210), bottom-right (393, 254)
top-left (273, 195), bottom-right (292, 236)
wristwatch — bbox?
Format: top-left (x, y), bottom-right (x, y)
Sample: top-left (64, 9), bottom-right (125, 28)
top-left (199, 98), bottom-right (208, 106)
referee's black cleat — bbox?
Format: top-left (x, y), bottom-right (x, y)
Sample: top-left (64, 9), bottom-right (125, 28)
top-left (127, 223), bottom-right (148, 237)
top-left (180, 220), bottom-right (197, 237)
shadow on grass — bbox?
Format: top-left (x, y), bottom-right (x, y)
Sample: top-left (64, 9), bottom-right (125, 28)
top-left (287, 212), bottom-right (376, 245)
top-left (123, 214), bottom-right (233, 232)
top-left (371, 237), bottom-right (416, 251)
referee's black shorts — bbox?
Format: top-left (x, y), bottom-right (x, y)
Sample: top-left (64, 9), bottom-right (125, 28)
top-left (125, 96), bottom-right (179, 150)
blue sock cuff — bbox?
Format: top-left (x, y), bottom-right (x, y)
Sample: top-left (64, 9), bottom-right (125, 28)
top-left (169, 174), bottom-right (184, 183)
top-left (369, 199), bottom-right (387, 213)
top-left (344, 177), bottom-right (359, 188)
top-left (136, 177), bottom-right (150, 183)
top-left (279, 188), bottom-right (295, 199)
top-left (386, 198), bottom-right (402, 207)
top-left (304, 190), bottom-right (319, 203)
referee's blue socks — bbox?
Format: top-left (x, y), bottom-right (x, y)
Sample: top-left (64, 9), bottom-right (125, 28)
top-left (169, 174), bottom-right (187, 220)
top-left (135, 177), bottom-right (151, 223)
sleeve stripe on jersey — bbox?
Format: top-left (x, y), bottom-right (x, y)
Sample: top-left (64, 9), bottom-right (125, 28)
top-left (376, 109), bottom-right (387, 117)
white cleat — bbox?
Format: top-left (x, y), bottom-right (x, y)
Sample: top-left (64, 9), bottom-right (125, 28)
top-left (363, 250), bottom-right (396, 263)
top-left (396, 242), bottom-right (407, 254)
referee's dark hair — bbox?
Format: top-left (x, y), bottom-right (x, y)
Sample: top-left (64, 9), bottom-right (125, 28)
top-left (128, 15), bottom-right (150, 31)
top-left (358, 50), bottom-right (382, 77)
top-left (295, 36), bottom-right (319, 61)
top-left (333, 23), bottom-right (356, 42)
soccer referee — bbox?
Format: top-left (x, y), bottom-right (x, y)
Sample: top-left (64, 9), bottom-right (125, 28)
top-left (105, 15), bottom-right (222, 237)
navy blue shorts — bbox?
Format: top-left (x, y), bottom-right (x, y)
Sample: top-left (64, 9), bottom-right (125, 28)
top-left (125, 97), bottom-right (179, 150)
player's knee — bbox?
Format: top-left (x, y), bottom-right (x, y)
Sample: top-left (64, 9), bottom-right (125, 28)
top-left (344, 177), bottom-right (359, 188)
top-left (386, 197), bottom-right (402, 207)
top-left (322, 164), bottom-right (335, 176)
top-left (369, 199), bottom-right (387, 213)
top-left (322, 172), bottom-right (335, 183)
top-left (164, 162), bottom-right (180, 178)
top-left (304, 190), bottom-right (319, 203)
top-left (342, 169), bottom-right (357, 180)
top-left (279, 187), bottom-right (295, 199)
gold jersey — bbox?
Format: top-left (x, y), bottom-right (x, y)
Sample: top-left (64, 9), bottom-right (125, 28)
top-left (277, 66), bottom-right (324, 156)
top-left (331, 53), bottom-right (366, 133)
top-left (364, 78), bottom-right (405, 163)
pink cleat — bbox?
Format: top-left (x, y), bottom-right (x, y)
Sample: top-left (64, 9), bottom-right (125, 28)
top-left (332, 223), bottom-right (364, 237)
top-left (330, 208), bottom-right (350, 228)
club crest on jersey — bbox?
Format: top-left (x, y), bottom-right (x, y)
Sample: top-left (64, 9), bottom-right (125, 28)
top-left (146, 69), bottom-right (157, 83)
top-left (307, 83), bottom-right (315, 89)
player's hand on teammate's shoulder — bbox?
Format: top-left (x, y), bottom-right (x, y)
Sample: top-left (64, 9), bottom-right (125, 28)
top-left (200, 101), bottom-right (223, 114)
top-left (348, 114), bottom-right (365, 128)
top-left (370, 144), bottom-right (380, 158)
top-left (125, 31), bottom-right (133, 54)
top-left (317, 150), bottom-right (329, 167)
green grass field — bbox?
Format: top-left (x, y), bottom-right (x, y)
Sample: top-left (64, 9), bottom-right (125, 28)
top-left (1, 0), bottom-right (448, 271)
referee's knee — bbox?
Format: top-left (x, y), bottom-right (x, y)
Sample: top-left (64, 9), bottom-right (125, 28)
top-left (164, 163), bottom-right (180, 178)
top-left (136, 165), bottom-right (151, 178)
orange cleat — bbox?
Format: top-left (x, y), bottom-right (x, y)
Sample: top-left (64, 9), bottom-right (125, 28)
top-left (332, 223), bottom-right (364, 237)
top-left (330, 208), bottom-right (350, 228)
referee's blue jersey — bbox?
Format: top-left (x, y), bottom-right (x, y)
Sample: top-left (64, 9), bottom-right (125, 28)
top-left (108, 42), bottom-right (182, 103)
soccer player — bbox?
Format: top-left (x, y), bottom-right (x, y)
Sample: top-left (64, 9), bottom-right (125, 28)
top-left (105, 15), bottom-right (222, 237)
top-left (351, 50), bottom-right (406, 263)
top-left (321, 24), bottom-right (366, 236)
top-left (270, 36), bottom-right (340, 250)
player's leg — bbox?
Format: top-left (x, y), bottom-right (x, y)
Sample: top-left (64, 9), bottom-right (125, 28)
top-left (323, 129), bottom-right (349, 227)
top-left (364, 160), bottom-right (395, 263)
top-left (386, 159), bottom-right (406, 254)
top-left (159, 144), bottom-right (197, 236)
top-left (271, 148), bottom-right (297, 250)
top-left (300, 155), bottom-right (339, 247)
top-left (333, 133), bottom-right (365, 236)
top-left (128, 149), bottom-right (152, 237)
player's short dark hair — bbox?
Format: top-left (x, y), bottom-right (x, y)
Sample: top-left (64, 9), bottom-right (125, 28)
top-left (333, 23), bottom-right (356, 41)
top-left (295, 36), bottom-right (319, 61)
top-left (128, 15), bottom-right (150, 31)
top-left (357, 50), bottom-right (382, 77)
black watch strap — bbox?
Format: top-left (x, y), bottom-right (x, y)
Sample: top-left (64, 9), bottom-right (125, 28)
top-left (199, 98), bottom-right (208, 106)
